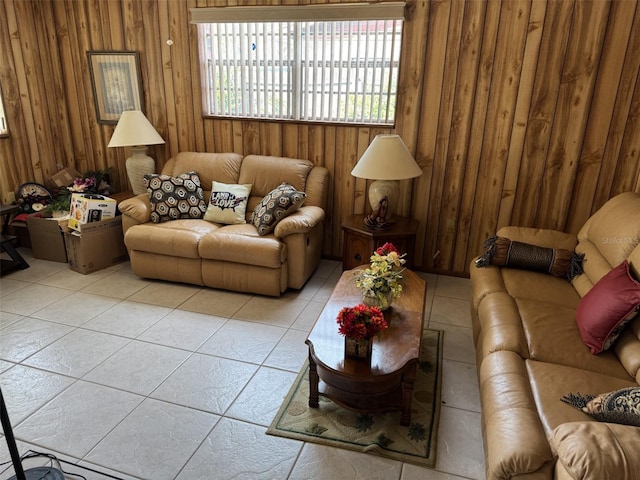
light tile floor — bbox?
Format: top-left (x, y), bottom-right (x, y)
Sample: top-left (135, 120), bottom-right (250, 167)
top-left (0, 249), bottom-right (484, 480)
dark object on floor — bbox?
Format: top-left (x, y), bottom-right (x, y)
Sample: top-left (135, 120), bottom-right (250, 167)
top-left (1, 234), bottom-right (29, 276)
top-left (0, 204), bottom-right (30, 275)
top-left (0, 388), bottom-right (64, 480)
top-left (1, 388), bottom-right (124, 479)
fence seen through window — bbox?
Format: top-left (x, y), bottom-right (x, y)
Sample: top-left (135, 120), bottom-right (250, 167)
top-left (197, 19), bottom-right (404, 125)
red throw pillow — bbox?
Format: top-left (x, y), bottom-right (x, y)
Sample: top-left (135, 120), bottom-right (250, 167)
top-left (576, 260), bottom-right (640, 354)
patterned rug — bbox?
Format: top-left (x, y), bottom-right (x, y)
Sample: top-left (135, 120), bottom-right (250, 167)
top-left (267, 329), bottom-right (442, 467)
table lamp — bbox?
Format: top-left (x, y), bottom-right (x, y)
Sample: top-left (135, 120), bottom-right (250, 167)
top-left (351, 134), bottom-right (422, 229)
top-left (108, 110), bottom-right (165, 195)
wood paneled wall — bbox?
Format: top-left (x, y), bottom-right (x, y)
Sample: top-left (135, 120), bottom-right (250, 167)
top-left (1, 0), bottom-right (639, 276)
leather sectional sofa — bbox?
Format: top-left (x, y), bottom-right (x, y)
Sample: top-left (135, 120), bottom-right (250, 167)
top-left (470, 192), bottom-right (640, 479)
top-left (118, 152), bottom-right (329, 297)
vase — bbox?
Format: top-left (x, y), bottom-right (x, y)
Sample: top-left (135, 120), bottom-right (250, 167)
top-left (362, 291), bottom-right (394, 311)
top-left (344, 336), bottom-right (373, 359)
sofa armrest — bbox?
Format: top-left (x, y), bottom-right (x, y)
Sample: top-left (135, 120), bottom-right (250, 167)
top-left (118, 194), bottom-right (151, 225)
top-left (551, 422), bottom-right (640, 480)
top-left (496, 226), bottom-right (578, 251)
top-left (274, 206), bottom-right (325, 238)
top-left (481, 351), bottom-right (555, 479)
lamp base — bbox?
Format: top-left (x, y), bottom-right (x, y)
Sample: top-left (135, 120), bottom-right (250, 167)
top-left (364, 216), bottom-right (392, 230)
top-left (364, 195), bottom-right (393, 230)
top-left (368, 180), bottom-right (399, 220)
top-left (126, 146), bottom-right (156, 195)
top-left (364, 180), bottom-right (399, 230)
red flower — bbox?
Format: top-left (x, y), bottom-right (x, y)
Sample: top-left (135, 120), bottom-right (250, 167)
top-left (376, 242), bottom-right (399, 256)
top-left (336, 304), bottom-right (388, 340)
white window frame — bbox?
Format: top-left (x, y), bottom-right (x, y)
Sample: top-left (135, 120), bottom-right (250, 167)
top-left (191, 2), bottom-right (406, 126)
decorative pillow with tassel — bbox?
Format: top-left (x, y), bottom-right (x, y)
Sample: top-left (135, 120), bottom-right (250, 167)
top-left (561, 387), bottom-right (640, 427)
top-left (575, 260), bottom-right (640, 354)
top-left (475, 236), bottom-right (584, 281)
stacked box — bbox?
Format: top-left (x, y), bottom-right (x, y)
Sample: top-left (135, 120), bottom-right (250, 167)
top-left (64, 216), bottom-right (128, 274)
top-left (26, 216), bottom-right (68, 262)
top-left (68, 194), bottom-right (116, 231)
top-left (47, 168), bottom-right (81, 190)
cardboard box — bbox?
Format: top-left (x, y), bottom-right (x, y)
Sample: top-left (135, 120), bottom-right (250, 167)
top-left (68, 194), bottom-right (117, 231)
top-left (64, 216), bottom-right (128, 274)
top-left (25, 216), bottom-right (68, 262)
top-left (47, 167), bottom-right (81, 190)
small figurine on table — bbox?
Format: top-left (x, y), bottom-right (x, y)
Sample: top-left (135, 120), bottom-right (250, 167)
top-left (364, 196), bottom-right (391, 230)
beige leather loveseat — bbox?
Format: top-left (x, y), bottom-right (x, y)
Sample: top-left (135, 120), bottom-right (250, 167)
top-left (118, 152), bottom-right (329, 297)
top-left (471, 192), bottom-right (640, 479)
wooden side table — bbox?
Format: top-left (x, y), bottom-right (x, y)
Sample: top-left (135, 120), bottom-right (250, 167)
top-left (110, 190), bottom-right (135, 204)
top-left (342, 214), bottom-right (419, 270)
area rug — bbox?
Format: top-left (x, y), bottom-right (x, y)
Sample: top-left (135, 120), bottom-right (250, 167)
top-left (267, 329), bottom-right (442, 467)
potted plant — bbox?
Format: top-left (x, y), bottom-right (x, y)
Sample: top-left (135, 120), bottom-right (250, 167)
top-left (44, 169), bottom-right (112, 216)
top-left (353, 242), bottom-right (407, 310)
top-left (336, 303), bottom-right (388, 359)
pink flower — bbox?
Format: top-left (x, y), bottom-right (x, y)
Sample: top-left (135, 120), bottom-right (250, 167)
top-left (68, 177), bottom-right (96, 193)
top-left (376, 242), bottom-right (399, 256)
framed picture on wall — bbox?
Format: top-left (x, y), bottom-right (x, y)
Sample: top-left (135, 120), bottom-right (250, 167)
top-left (88, 51), bottom-right (144, 124)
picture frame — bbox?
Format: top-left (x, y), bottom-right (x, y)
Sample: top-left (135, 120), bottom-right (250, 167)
top-left (87, 51), bottom-right (144, 124)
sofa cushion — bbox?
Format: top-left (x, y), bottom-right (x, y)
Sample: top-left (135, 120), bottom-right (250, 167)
top-left (561, 387), bottom-right (640, 426)
top-left (576, 260), bottom-right (640, 354)
top-left (239, 155), bottom-right (312, 197)
top-left (251, 183), bottom-right (306, 236)
top-left (525, 360), bottom-right (637, 435)
top-left (575, 192), bottom-right (640, 291)
top-left (502, 268), bottom-right (581, 309)
top-left (162, 152), bottom-right (244, 199)
top-left (204, 181), bottom-right (252, 225)
top-left (125, 220), bottom-right (219, 258)
top-left (476, 236), bottom-right (582, 279)
top-left (198, 223), bottom-right (286, 268)
top-left (145, 171), bottom-right (207, 223)
top-left (518, 298), bottom-right (631, 378)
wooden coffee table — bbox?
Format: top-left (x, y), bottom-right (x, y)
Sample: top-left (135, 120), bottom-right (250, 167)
top-left (305, 267), bottom-right (426, 425)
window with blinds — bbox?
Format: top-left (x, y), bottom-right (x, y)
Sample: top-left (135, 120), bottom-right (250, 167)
top-left (192, 3), bottom-right (405, 125)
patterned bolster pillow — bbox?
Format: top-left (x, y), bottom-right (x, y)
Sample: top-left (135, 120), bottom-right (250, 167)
top-left (561, 387), bottom-right (640, 427)
top-left (475, 236), bottom-right (583, 281)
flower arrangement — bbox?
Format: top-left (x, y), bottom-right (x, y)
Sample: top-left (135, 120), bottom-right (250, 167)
top-left (354, 242), bottom-right (407, 306)
top-left (68, 179), bottom-right (102, 195)
top-left (336, 303), bottom-right (388, 340)
top-left (67, 169), bottom-right (111, 195)
top-left (46, 169), bottom-right (112, 214)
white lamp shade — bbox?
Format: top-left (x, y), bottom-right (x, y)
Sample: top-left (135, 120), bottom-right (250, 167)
top-left (351, 134), bottom-right (422, 180)
top-left (107, 110), bottom-right (165, 147)
top-left (108, 111), bottom-right (165, 195)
